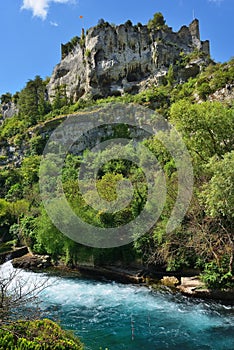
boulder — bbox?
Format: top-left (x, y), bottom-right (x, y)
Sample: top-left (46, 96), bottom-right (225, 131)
top-left (12, 253), bottom-right (52, 270)
top-left (160, 276), bottom-right (180, 287)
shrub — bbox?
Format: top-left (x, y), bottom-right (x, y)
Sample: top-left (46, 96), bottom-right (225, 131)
top-left (197, 82), bottom-right (212, 100)
top-left (0, 319), bottom-right (84, 350)
top-left (201, 261), bottom-right (233, 289)
top-left (85, 49), bottom-right (91, 58)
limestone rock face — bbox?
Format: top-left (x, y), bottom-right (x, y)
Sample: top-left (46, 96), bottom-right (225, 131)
top-left (47, 19), bottom-right (210, 102)
top-left (209, 84), bottom-right (234, 102)
top-left (0, 101), bottom-right (18, 120)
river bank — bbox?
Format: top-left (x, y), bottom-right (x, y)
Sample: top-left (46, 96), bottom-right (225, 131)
top-left (10, 252), bottom-right (234, 304)
top-left (0, 245), bottom-right (29, 264)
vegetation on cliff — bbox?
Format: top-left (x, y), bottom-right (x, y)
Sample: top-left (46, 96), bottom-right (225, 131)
top-left (0, 16), bottom-right (233, 290)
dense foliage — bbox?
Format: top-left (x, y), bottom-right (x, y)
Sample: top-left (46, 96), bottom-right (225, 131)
top-left (0, 53), bottom-right (233, 289)
top-left (147, 12), bottom-right (167, 31)
top-left (0, 319), bottom-right (83, 349)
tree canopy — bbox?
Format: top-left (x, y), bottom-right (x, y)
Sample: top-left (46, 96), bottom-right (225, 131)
top-left (147, 12), bottom-right (167, 30)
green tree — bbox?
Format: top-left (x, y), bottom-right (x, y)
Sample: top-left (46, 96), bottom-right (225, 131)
top-left (0, 199), bottom-right (13, 229)
top-left (18, 75), bottom-right (51, 125)
top-left (147, 12), bottom-right (167, 31)
top-left (0, 92), bottom-right (12, 104)
top-left (199, 152), bottom-right (234, 274)
top-left (170, 100), bottom-right (234, 168)
top-left (35, 208), bottom-right (65, 261)
top-left (20, 155), bottom-right (41, 186)
top-left (201, 151), bottom-right (234, 220)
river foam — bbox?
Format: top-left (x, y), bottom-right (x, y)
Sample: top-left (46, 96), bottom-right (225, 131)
top-left (1, 262), bottom-right (234, 349)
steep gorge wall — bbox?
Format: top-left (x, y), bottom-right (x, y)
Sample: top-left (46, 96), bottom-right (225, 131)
top-left (47, 19), bottom-right (210, 102)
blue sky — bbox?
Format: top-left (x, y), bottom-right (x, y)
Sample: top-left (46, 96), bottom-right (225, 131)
top-left (0, 0), bottom-right (233, 96)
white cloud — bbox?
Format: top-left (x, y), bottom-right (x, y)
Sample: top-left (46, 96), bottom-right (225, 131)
top-left (21, 0), bottom-right (74, 20)
top-left (50, 21), bottom-right (59, 27)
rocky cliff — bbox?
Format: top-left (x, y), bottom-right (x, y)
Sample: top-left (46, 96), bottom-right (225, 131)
top-left (47, 19), bottom-right (210, 102)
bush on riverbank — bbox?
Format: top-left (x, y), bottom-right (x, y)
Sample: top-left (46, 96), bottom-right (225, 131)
top-left (0, 319), bottom-right (84, 350)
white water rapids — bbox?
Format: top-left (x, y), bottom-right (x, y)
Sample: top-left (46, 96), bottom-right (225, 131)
top-left (1, 261), bottom-right (234, 349)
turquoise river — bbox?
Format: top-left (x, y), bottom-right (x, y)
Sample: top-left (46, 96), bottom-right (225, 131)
top-left (2, 262), bottom-right (234, 350)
